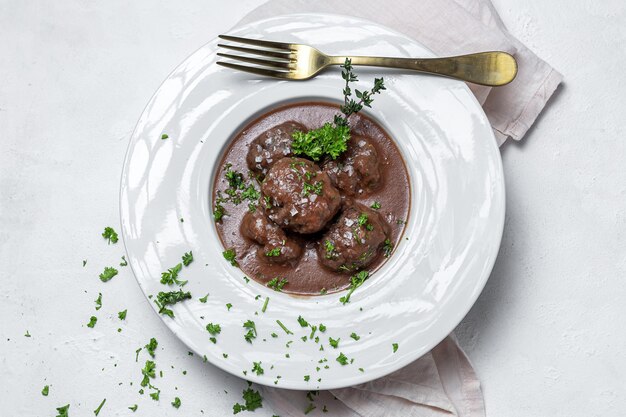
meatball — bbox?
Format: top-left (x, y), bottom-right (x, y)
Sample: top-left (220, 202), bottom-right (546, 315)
top-left (240, 210), bottom-right (302, 265)
top-left (246, 121), bottom-right (306, 178)
top-left (261, 157), bottom-right (341, 234)
top-left (317, 202), bottom-right (390, 272)
top-left (323, 135), bottom-right (381, 196)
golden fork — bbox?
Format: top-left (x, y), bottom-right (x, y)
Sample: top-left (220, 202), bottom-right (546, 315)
top-left (217, 35), bottom-right (517, 86)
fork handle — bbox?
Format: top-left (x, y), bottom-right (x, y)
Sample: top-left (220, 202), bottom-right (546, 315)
top-left (335, 52), bottom-right (517, 87)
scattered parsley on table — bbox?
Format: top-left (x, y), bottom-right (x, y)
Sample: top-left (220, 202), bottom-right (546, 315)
top-left (222, 248), bottom-right (238, 266)
top-left (102, 227), bottom-right (119, 244)
top-left (42, 385), bottom-right (49, 396)
top-left (86, 316), bottom-right (97, 328)
top-left (118, 309), bottom-right (127, 320)
top-left (99, 266), bottom-right (118, 282)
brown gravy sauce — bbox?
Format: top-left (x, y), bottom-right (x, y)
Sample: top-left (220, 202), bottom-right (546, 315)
top-left (212, 102), bottom-right (410, 295)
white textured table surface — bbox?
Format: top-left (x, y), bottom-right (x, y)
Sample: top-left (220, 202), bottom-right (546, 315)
top-left (1, 1), bottom-right (625, 416)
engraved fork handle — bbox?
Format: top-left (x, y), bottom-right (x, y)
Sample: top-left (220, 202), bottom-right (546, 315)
top-left (330, 52), bottom-right (517, 87)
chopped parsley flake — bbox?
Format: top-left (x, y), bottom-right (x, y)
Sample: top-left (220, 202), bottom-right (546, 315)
top-left (350, 332), bottom-right (360, 341)
top-left (266, 277), bottom-right (288, 291)
top-left (213, 202), bottom-right (226, 221)
top-left (99, 266), bottom-right (118, 282)
top-left (155, 290), bottom-right (192, 318)
top-left (82, 260), bottom-right (87, 267)
top-left (303, 375), bottom-right (310, 382)
top-left (120, 256), bottom-right (128, 266)
top-left (171, 397), bottom-right (181, 409)
top-left (243, 320), bottom-right (257, 343)
top-left (87, 316), bottom-right (97, 328)
top-left (94, 398), bottom-right (106, 416)
top-left (223, 249), bottom-right (238, 266)
top-left (324, 240), bottom-right (337, 259)
top-left (145, 337), bottom-right (158, 358)
top-left (42, 385), bottom-right (49, 396)
top-left (94, 293), bottom-right (102, 310)
top-left (182, 251), bottom-right (193, 266)
top-left (265, 247), bottom-right (282, 257)
top-left (55, 404), bottom-right (70, 417)
top-left (206, 323), bottom-right (221, 336)
top-left (392, 343), bottom-right (399, 353)
top-left (382, 239), bottom-right (394, 257)
top-left (199, 293), bottom-right (209, 303)
top-left (150, 390), bottom-right (160, 401)
top-left (233, 387), bottom-right (263, 414)
top-left (252, 361), bottom-right (264, 375)
top-left (160, 263), bottom-right (186, 286)
top-left (371, 201), bottom-right (381, 209)
top-left (319, 324), bottom-right (327, 332)
top-left (336, 352), bottom-right (349, 365)
top-left (261, 297), bottom-right (269, 313)
top-left (161, 134), bottom-right (169, 140)
top-left (102, 227), bottom-right (119, 244)
top-left (226, 303), bottom-right (233, 311)
top-left (339, 270), bottom-right (370, 304)
top-left (25, 330), bottom-right (31, 337)
top-left (297, 315), bottom-right (309, 327)
top-left (140, 360), bottom-right (156, 387)
top-left (329, 337), bottom-right (340, 348)
top-left (276, 320), bottom-right (293, 335)
top-left (128, 404), bottom-right (138, 412)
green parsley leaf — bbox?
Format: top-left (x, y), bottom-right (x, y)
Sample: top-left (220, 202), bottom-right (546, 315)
top-left (42, 385), bottom-right (49, 396)
top-left (25, 330), bottom-right (31, 337)
top-left (206, 323), bottom-right (221, 336)
top-left (336, 352), bottom-right (349, 365)
top-left (102, 227), bottom-right (119, 244)
top-left (266, 277), bottom-right (288, 291)
top-left (171, 397), bottom-right (181, 409)
top-left (140, 360), bottom-right (156, 387)
top-left (93, 398), bottom-right (106, 416)
top-left (199, 293), bottom-right (209, 303)
top-left (392, 343), bottom-right (399, 353)
top-left (145, 337), bottom-right (158, 358)
top-left (150, 390), bottom-right (160, 401)
top-left (155, 290), bottom-right (192, 318)
top-left (382, 239), bottom-right (394, 257)
top-left (243, 320), bottom-right (257, 343)
top-left (350, 332), bottom-right (360, 341)
top-left (213, 202), bottom-right (226, 221)
top-left (319, 323), bottom-right (327, 332)
top-left (252, 361), bottom-right (264, 375)
top-left (55, 404), bottom-right (70, 417)
top-left (99, 266), bottom-right (118, 282)
top-left (182, 251), bottom-right (193, 266)
top-left (160, 263), bottom-right (185, 286)
top-left (161, 134), bottom-right (169, 140)
top-left (87, 316), bottom-right (97, 328)
top-left (297, 315), bottom-right (309, 327)
top-left (261, 297), bottom-right (269, 313)
top-left (329, 337), bottom-right (340, 348)
top-left (370, 201), bottom-right (381, 209)
top-left (128, 404), bottom-right (138, 412)
top-left (339, 270), bottom-right (370, 304)
top-left (94, 293), bottom-right (102, 310)
top-left (303, 375), bottom-right (310, 382)
top-left (226, 303), bottom-right (233, 310)
top-left (119, 256), bottom-right (128, 267)
top-left (118, 309), bottom-right (127, 320)
top-left (223, 248), bottom-right (238, 266)
top-left (233, 387), bottom-right (263, 414)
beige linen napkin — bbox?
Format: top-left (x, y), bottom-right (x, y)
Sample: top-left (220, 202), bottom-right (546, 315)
top-left (235, 1), bottom-right (562, 415)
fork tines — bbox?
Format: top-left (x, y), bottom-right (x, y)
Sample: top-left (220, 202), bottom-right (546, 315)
top-left (216, 35), bottom-right (296, 77)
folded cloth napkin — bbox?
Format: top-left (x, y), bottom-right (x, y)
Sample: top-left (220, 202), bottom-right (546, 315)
top-left (235, 1), bottom-right (563, 415)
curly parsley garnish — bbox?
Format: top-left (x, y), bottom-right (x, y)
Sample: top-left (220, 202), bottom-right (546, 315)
top-left (265, 247), bottom-right (282, 257)
top-left (118, 309), bottom-right (127, 320)
top-left (336, 352), bottom-right (349, 366)
top-left (371, 201), bottom-right (381, 209)
top-left (382, 239), bottom-right (394, 257)
top-left (206, 323), bottom-right (221, 344)
top-left (329, 337), bottom-right (340, 348)
top-left (392, 343), bottom-right (399, 353)
top-left (297, 315), bottom-right (309, 327)
top-left (251, 361), bottom-right (264, 375)
top-left (42, 385), bottom-right (49, 396)
top-left (99, 266), bottom-right (118, 282)
top-left (102, 227), bottom-right (119, 244)
top-left (160, 263), bottom-right (186, 286)
top-left (55, 404), bottom-right (70, 417)
top-left (145, 337), bottom-right (158, 358)
top-left (94, 293), bottom-right (102, 310)
top-left (171, 397), bottom-right (181, 409)
top-left (128, 404), bottom-right (138, 412)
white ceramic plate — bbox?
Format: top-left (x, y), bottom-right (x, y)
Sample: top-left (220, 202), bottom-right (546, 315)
top-left (120, 13), bottom-right (505, 390)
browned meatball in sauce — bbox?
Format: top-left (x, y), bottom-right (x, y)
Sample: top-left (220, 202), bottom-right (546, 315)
top-left (246, 121), bottom-right (305, 178)
top-left (323, 135), bottom-right (381, 196)
top-left (261, 157), bottom-right (341, 234)
top-left (317, 202), bottom-right (390, 272)
top-left (240, 210), bottom-right (302, 265)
